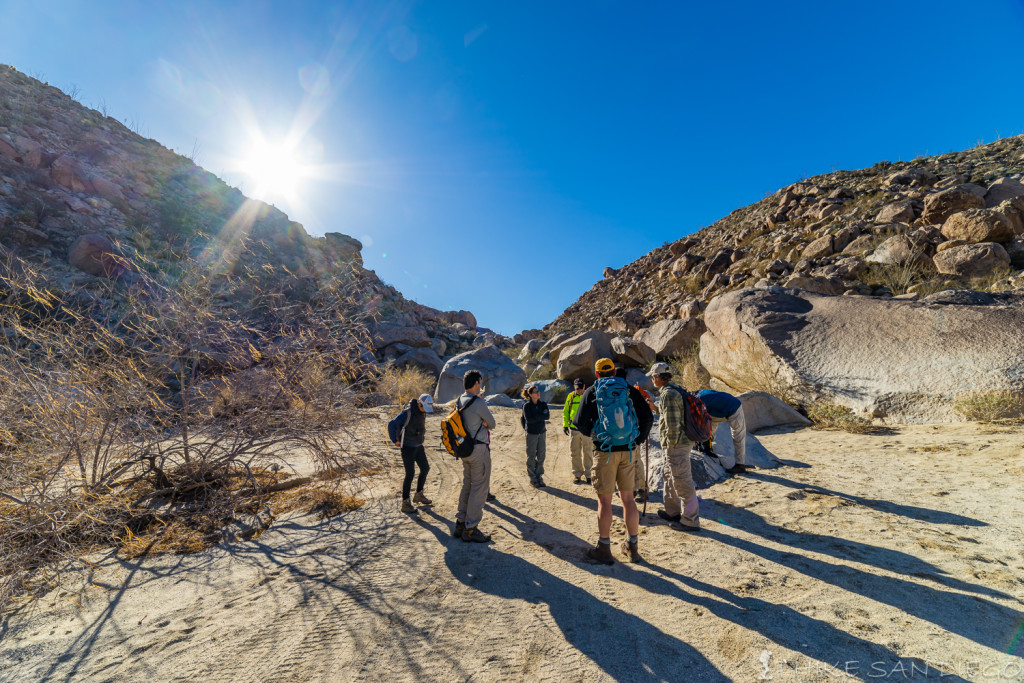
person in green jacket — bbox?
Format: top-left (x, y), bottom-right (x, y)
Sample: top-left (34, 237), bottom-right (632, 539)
top-left (562, 378), bottom-right (593, 484)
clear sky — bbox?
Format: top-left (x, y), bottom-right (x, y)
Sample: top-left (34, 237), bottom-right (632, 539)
top-left (3, 1), bottom-right (1024, 335)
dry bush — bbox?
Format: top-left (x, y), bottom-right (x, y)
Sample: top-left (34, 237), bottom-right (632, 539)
top-left (0, 246), bottom-right (381, 613)
top-left (732, 345), bottom-right (798, 405)
top-left (375, 365), bottom-right (434, 405)
top-left (953, 391), bottom-right (1024, 423)
top-left (807, 403), bottom-right (879, 434)
top-left (668, 344), bottom-right (710, 391)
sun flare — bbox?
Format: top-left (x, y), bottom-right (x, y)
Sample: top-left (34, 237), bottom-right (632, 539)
top-left (241, 139), bottom-right (306, 201)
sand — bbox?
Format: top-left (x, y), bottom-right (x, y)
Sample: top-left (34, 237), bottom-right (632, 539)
top-left (1, 408), bottom-right (1022, 682)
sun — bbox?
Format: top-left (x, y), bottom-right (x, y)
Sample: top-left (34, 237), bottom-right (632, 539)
top-left (241, 139), bottom-right (306, 202)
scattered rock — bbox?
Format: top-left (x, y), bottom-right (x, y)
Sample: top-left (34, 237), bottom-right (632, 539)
top-left (922, 185), bottom-right (985, 224)
top-left (866, 235), bottom-right (927, 266)
top-left (802, 235), bottom-right (834, 260)
top-left (876, 200), bottom-right (916, 223)
top-left (932, 242), bottom-right (1010, 277)
top-left (67, 234), bottom-right (127, 279)
top-left (371, 324), bottom-right (430, 351)
top-left (940, 209), bottom-right (1015, 244)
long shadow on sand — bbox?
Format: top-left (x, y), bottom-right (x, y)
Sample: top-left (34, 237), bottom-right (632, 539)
top-left (416, 507), bottom-right (728, 682)
top-left (746, 472), bottom-right (987, 526)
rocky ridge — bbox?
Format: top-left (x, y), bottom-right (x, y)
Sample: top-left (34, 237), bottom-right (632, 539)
top-left (0, 65), bottom-right (497, 374)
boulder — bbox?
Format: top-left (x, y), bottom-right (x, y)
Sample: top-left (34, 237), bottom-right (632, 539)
top-left (885, 168), bottom-right (937, 188)
top-left (866, 235), bottom-right (927, 266)
top-left (606, 310), bottom-right (646, 334)
top-left (802, 234), bottom-right (834, 260)
top-left (993, 199), bottom-right (1024, 236)
top-left (700, 286), bottom-right (1024, 421)
top-left (90, 175), bottom-right (124, 203)
top-left (634, 318), bottom-right (706, 360)
top-left (624, 368), bottom-right (655, 393)
top-left (518, 338), bottom-right (544, 360)
top-left (679, 300), bottom-right (704, 318)
top-left (13, 136), bottom-right (43, 169)
top-left (68, 234), bottom-right (128, 279)
top-left (1006, 237), bottom-right (1024, 269)
top-left (603, 266), bottom-right (618, 278)
top-left (922, 186), bottom-right (985, 224)
top-left (941, 209), bottom-right (1015, 244)
top-left (611, 337), bottom-right (656, 368)
top-left (670, 254), bottom-right (702, 277)
top-left (540, 332), bottom-right (570, 353)
top-left (530, 379), bottom-right (572, 403)
top-left (700, 249), bottom-right (734, 278)
top-left (393, 347), bottom-right (444, 377)
top-left (932, 243), bottom-right (1010, 277)
top-left (875, 200), bottom-right (916, 223)
top-left (323, 232), bottom-right (363, 265)
top-left (782, 275), bottom-right (844, 296)
top-left (983, 178), bottom-right (1024, 208)
top-left (556, 338), bottom-right (606, 383)
top-left (434, 345), bottom-right (527, 403)
top-left (371, 324), bottom-right (430, 350)
top-left (736, 391), bottom-right (811, 432)
top-left (549, 330), bottom-right (613, 366)
top-left (430, 338), bottom-right (447, 358)
top-left (484, 393), bottom-right (521, 408)
top-left (841, 234), bottom-right (875, 255)
top-left (50, 155), bottom-right (93, 193)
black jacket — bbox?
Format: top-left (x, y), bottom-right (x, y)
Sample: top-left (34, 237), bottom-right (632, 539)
top-left (522, 400), bottom-right (550, 435)
top-left (396, 398), bottom-right (426, 448)
top-left (572, 380), bottom-right (653, 451)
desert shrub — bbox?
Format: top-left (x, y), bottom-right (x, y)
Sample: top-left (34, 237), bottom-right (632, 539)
top-left (376, 365), bottom-right (434, 405)
top-left (807, 403), bottom-right (877, 434)
top-left (549, 384), bottom-right (571, 404)
top-left (0, 248), bottom-right (379, 613)
top-left (732, 345), bottom-right (797, 405)
top-left (668, 344), bottom-right (710, 391)
top-left (953, 391), bottom-right (1024, 423)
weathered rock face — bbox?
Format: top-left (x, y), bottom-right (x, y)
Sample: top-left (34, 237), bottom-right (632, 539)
top-left (634, 318), bottom-right (706, 360)
top-left (610, 336), bottom-right (655, 368)
top-left (922, 186), bottom-right (985, 223)
top-left (866, 235), bottom-right (927, 266)
top-left (984, 177), bottom-right (1024, 208)
top-left (393, 347), bottom-right (444, 377)
top-left (941, 209), bottom-right (1015, 244)
top-left (434, 345), bottom-right (526, 404)
top-left (875, 200), bottom-right (916, 223)
top-left (700, 287), bottom-right (1024, 422)
top-left (548, 330), bottom-right (613, 367)
top-left (556, 338), bottom-right (605, 383)
top-left (737, 391), bottom-right (812, 432)
top-left (371, 324), bottom-right (430, 350)
top-left (932, 243), bottom-right (1010, 276)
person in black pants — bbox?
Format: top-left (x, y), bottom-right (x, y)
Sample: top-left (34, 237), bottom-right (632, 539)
top-left (521, 385), bottom-right (550, 488)
top-left (389, 395), bottom-right (433, 514)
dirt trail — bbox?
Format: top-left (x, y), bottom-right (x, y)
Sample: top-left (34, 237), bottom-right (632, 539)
top-left (1, 409), bottom-right (1023, 682)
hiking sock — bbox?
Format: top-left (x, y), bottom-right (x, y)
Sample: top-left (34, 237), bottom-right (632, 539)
top-left (629, 535), bottom-right (638, 545)
top-left (599, 537), bottom-right (611, 546)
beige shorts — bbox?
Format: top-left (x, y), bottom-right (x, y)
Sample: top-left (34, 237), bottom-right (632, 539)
top-left (591, 449), bottom-right (636, 496)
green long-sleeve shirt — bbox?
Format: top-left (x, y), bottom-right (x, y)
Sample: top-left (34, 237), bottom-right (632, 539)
top-left (563, 390), bottom-right (584, 429)
top-left (658, 382), bottom-right (692, 448)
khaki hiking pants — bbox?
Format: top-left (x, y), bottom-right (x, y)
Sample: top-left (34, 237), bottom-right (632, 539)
top-left (713, 407), bottom-right (747, 466)
top-left (569, 429), bottom-right (593, 479)
top-left (457, 443), bottom-right (491, 529)
top-left (663, 444), bottom-right (700, 528)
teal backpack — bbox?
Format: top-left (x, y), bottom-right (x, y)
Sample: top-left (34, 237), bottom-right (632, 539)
top-left (592, 377), bottom-right (640, 454)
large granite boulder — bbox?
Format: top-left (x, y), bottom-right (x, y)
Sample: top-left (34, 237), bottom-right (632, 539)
top-left (530, 379), bottom-right (572, 403)
top-left (548, 330), bottom-right (613, 366)
top-left (866, 235), bottom-right (927, 266)
top-left (611, 336), bottom-right (656, 368)
top-left (700, 286), bottom-right (1024, 422)
top-left (941, 209), bottom-right (1015, 244)
top-left (932, 243), bottom-right (1010, 276)
top-left (393, 347), bottom-right (444, 377)
top-left (371, 324), bottom-right (430, 350)
top-left (875, 200), bottom-right (916, 223)
top-left (736, 391), bottom-right (812, 432)
top-left (434, 345), bottom-right (527, 404)
top-left (556, 338), bottom-right (606, 383)
top-left (634, 318), bottom-right (706, 360)
top-left (984, 178), bottom-right (1024, 208)
top-left (922, 186), bottom-right (985, 224)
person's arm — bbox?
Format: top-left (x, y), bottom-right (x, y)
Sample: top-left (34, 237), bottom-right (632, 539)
top-left (478, 401), bottom-right (496, 429)
top-left (631, 388), bottom-right (654, 444)
top-left (572, 389), bottom-right (596, 437)
top-left (540, 401), bottom-right (549, 420)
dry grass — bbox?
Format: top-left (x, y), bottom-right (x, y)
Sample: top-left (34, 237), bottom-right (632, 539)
top-left (271, 487), bottom-right (365, 520)
top-left (668, 344), bottom-right (711, 392)
top-left (953, 390), bottom-right (1024, 423)
top-left (731, 344), bottom-right (798, 406)
top-left (807, 403), bottom-right (882, 434)
top-left (376, 365), bottom-right (434, 405)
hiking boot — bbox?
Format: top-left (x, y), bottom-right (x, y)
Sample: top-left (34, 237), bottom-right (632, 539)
top-left (453, 521), bottom-right (466, 538)
top-left (530, 480), bottom-right (542, 488)
top-left (671, 521), bottom-right (702, 533)
top-left (573, 476), bottom-right (581, 484)
top-left (536, 478), bottom-right (546, 488)
top-left (725, 464), bottom-right (748, 475)
top-left (585, 476), bottom-right (592, 485)
top-left (486, 493), bottom-right (497, 501)
top-left (620, 540), bottom-right (641, 563)
top-left (634, 489), bottom-right (647, 504)
top-left (657, 509), bottom-right (681, 523)
top-left (585, 541), bottom-right (615, 565)
top-left (413, 491), bottom-right (433, 506)
top-left (400, 499), bottom-right (417, 514)
top-left (461, 527), bottom-right (491, 543)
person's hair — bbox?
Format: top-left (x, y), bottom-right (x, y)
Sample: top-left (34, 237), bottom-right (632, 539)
top-left (521, 386), bottom-right (533, 399)
top-left (595, 369), bottom-right (614, 378)
top-left (614, 368), bottom-right (627, 379)
top-left (464, 370), bottom-right (482, 390)
top-left (657, 372), bottom-right (673, 381)
top-left (410, 397), bottom-right (422, 412)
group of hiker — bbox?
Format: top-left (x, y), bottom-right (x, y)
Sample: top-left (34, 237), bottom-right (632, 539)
top-left (388, 358), bottom-right (752, 564)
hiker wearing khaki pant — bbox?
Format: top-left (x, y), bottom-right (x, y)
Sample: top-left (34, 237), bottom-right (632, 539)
top-left (697, 389), bottom-right (750, 475)
top-left (453, 370), bottom-right (495, 543)
top-left (562, 378), bottom-right (593, 484)
top-left (646, 362), bottom-right (701, 530)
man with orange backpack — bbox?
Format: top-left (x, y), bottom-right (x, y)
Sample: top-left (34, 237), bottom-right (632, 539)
top-left (646, 362), bottom-right (705, 532)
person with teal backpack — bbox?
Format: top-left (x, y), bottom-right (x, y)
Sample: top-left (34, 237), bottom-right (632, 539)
top-left (572, 358), bottom-right (653, 564)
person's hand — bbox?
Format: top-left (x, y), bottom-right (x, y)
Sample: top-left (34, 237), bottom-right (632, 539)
top-left (392, 441), bottom-right (401, 448)
top-left (563, 427), bottom-right (570, 436)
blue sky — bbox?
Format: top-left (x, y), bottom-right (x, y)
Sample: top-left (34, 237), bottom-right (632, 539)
top-left (3, 1), bottom-right (1024, 335)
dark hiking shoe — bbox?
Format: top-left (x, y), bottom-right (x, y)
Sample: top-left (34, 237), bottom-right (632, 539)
top-left (453, 521), bottom-right (465, 538)
top-left (400, 499), bottom-right (417, 514)
top-left (536, 478), bottom-right (546, 488)
top-left (461, 527), bottom-right (491, 543)
top-left (413, 491), bottom-right (433, 506)
top-left (725, 464), bottom-right (748, 474)
top-left (486, 493), bottom-right (497, 501)
top-left (585, 542), bottom-right (615, 565)
top-left (573, 476), bottom-right (581, 484)
top-left (657, 509), bottom-right (681, 523)
top-left (585, 476), bottom-right (592, 485)
top-left (530, 480), bottom-right (542, 488)
top-left (620, 540), bottom-right (642, 563)
top-left (634, 489), bottom-right (647, 504)
top-left (671, 522), bottom-right (702, 533)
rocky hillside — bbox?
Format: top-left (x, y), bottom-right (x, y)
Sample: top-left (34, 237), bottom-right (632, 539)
top-left (545, 136), bottom-right (1024, 335)
top-left (0, 65), bottom-right (494, 374)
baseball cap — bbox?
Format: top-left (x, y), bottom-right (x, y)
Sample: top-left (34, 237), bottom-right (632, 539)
top-left (646, 362), bottom-right (672, 376)
top-left (418, 393), bottom-right (434, 413)
top-left (573, 378), bottom-right (584, 388)
top-left (594, 358), bottom-right (615, 374)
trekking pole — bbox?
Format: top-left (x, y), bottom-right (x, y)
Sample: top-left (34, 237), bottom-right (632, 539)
top-left (643, 438), bottom-right (649, 517)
